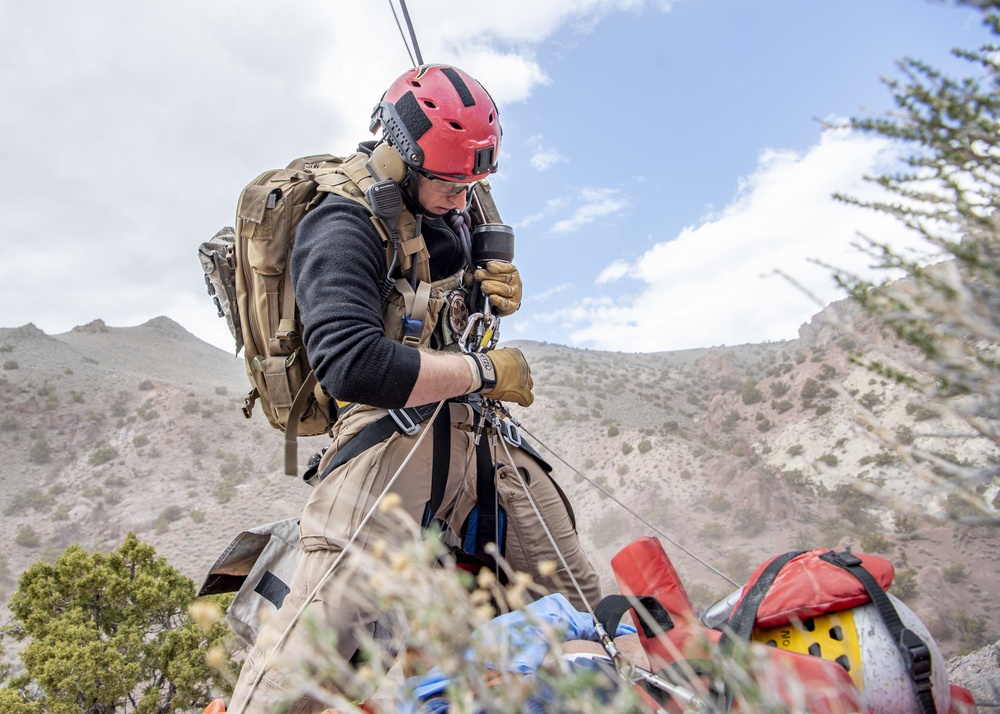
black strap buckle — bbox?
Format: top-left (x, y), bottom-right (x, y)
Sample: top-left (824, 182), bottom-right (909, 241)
top-left (900, 629), bottom-right (933, 682)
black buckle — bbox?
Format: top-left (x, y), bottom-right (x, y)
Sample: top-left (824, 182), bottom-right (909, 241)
top-left (900, 629), bottom-right (932, 682)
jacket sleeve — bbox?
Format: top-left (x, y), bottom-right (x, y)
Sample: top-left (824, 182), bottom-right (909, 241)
top-left (290, 193), bottom-right (421, 407)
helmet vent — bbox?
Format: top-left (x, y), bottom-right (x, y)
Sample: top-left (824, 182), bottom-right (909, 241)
top-left (423, 100), bottom-right (437, 108)
top-left (449, 121), bottom-right (463, 130)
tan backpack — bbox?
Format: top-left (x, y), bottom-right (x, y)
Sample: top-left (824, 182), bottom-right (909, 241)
top-left (200, 145), bottom-right (503, 476)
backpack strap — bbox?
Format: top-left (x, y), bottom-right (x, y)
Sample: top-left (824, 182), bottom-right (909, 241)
top-left (317, 153), bottom-right (432, 285)
top-left (283, 370), bottom-right (333, 477)
top-left (714, 549), bottom-right (805, 712)
top-left (718, 550), bottom-right (806, 653)
top-left (394, 278), bottom-right (432, 347)
top-left (820, 551), bottom-right (938, 714)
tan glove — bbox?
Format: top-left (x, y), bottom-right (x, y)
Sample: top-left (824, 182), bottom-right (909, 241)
top-left (464, 348), bottom-right (534, 407)
top-left (474, 261), bottom-right (522, 317)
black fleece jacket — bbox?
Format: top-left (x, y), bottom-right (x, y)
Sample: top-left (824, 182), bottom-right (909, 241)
top-left (290, 192), bottom-right (467, 408)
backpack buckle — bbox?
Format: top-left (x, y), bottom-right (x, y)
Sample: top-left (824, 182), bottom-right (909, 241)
top-left (389, 408), bottom-right (420, 436)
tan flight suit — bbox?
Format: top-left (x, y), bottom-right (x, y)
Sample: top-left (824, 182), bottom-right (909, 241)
top-left (228, 275), bottom-right (601, 713)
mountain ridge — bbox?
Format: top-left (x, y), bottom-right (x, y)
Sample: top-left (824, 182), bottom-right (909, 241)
top-left (0, 303), bottom-right (997, 699)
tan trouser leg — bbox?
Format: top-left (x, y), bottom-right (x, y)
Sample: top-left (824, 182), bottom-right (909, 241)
top-left (229, 403), bottom-right (601, 711)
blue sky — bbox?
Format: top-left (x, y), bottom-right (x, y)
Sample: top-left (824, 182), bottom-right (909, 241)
top-left (0, 1), bottom-right (992, 354)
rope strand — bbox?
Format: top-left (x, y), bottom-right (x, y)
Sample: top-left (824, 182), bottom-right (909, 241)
top-left (518, 422), bottom-right (739, 588)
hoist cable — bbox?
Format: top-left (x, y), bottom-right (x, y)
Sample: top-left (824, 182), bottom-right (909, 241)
top-left (387, 0), bottom-right (417, 67)
top-left (398, 0), bottom-right (424, 66)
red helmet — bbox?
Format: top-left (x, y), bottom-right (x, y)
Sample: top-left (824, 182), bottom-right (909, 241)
top-left (370, 64), bottom-right (501, 182)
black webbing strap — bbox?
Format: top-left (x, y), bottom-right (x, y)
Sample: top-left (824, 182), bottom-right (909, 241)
top-left (312, 402), bottom-right (440, 484)
top-left (717, 550), bottom-right (805, 655)
top-left (820, 551), bottom-right (938, 714)
top-left (594, 593), bottom-right (674, 640)
top-left (715, 549), bottom-right (805, 713)
top-left (473, 429), bottom-right (498, 555)
top-left (421, 406), bottom-right (453, 529)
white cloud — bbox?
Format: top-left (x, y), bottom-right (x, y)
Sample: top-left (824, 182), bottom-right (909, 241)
top-left (550, 188), bottom-right (630, 235)
top-left (0, 1), bottom-right (665, 352)
top-left (595, 260), bottom-right (632, 285)
top-left (527, 134), bottom-right (567, 171)
top-left (555, 127), bottom-right (924, 351)
top-left (516, 197), bottom-right (571, 230)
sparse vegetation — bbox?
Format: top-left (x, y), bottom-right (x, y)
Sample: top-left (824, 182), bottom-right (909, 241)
top-left (88, 440), bottom-right (119, 466)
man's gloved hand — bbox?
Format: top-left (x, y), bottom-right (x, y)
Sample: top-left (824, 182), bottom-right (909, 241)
top-left (474, 261), bottom-right (522, 317)
top-left (465, 348), bottom-right (533, 407)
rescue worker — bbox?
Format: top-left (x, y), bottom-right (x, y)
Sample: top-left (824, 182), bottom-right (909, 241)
top-left (227, 64), bottom-right (602, 712)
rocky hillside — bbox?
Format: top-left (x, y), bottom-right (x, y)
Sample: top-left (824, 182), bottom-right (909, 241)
top-left (0, 305), bottom-right (997, 699)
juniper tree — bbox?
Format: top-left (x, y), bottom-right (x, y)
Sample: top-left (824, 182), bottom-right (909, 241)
top-left (0, 533), bottom-right (234, 713)
top-left (833, 0), bottom-right (1000, 524)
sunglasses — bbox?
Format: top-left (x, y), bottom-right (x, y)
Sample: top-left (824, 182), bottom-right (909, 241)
top-left (417, 171), bottom-right (475, 196)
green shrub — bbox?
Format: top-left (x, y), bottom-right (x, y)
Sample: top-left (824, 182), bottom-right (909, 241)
top-left (29, 437), bottom-right (52, 465)
top-left (956, 610), bottom-right (990, 656)
top-left (88, 441), bottom-right (119, 466)
top-left (942, 563), bottom-right (967, 583)
top-left (705, 493), bottom-right (732, 513)
top-left (771, 399), bottom-right (793, 414)
top-left (606, 425), bottom-right (620, 437)
top-left (3, 360), bottom-right (19, 370)
top-left (138, 379), bottom-right (155, 391)
top-left (15, 525), bottom-right (40, 548)
top-left (860, 532), bottom-right (891, 552)
top-left (740, 380), bottom-right (763, 405)
top-left (787, 444), bottom-right (804, 457)
top-left (637, 439), bottom-right (652, 454)
top-left (858, 390), bottom-right (883, 409)
top-left (133, 433), bottom-right (150, 448)
top-left (891, 567), bottom-right (919, 601)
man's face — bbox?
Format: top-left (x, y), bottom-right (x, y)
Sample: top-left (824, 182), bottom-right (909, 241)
top-left (413, 173), bottom-right (473, 216)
